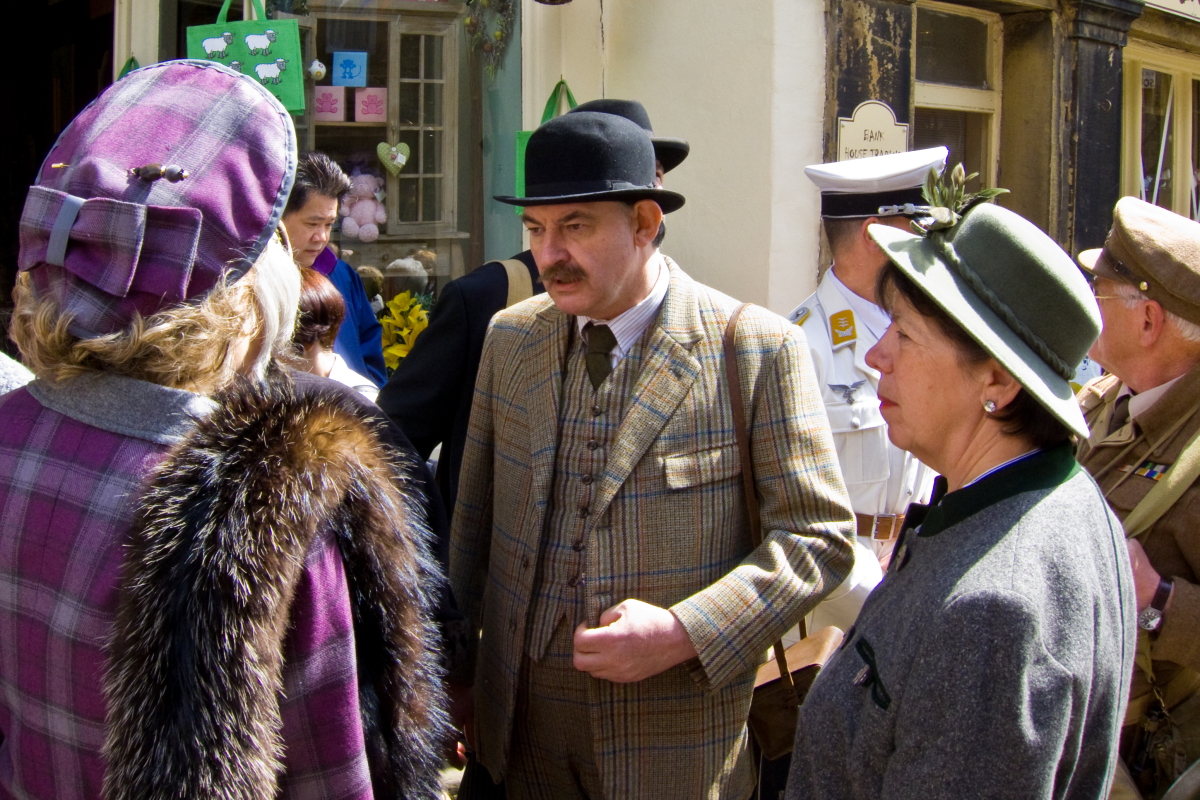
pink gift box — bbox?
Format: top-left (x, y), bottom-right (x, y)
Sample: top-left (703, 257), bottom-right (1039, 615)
top-left (313, 86), bottom-right (345, 121)
top-left (356, 88), bottom-right (387, 123)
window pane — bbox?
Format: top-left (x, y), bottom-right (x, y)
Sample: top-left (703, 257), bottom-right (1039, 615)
top-left (1193, 80), bottom-right (1200, 220)
top-left (398, 129), bottom-right (420, 166)
top-left (398, 178), bottom-right (419, 222)
top-left (913, 107), bottom-right (987, 192)
top-left (916, 9), bottom-right (989, 89)
top-left (422, 178), bottom-right (441, 221)
top-left (399, 82), bottom-right (420, 125)
top-left (400, 34), bottom-right (421, 79)
top-left (424, 34), bottom-right (443, 80)
top-left (313, 126), bottom-right (388, 173)
top-left (1142, 69), bottom-right (1174, 209)
top-left (319, 19), bottom-right (389, 86)
top-left (424, 83), bottom-right (443, 126)
top-left (423, 130), bottom-right (442, 173)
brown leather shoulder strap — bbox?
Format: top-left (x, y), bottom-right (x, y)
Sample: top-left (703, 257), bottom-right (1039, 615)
top-left (723, 303), bottom-right (802, 695)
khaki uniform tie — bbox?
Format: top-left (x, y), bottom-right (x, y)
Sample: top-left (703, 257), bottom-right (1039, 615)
top-left (585, 323), bottom-right (617, 389)
top-left (1109, 393), bottom-right (1132, 436)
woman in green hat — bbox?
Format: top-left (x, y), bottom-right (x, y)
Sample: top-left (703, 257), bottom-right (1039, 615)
top-left (785, 194), bottom-right (1136, 799)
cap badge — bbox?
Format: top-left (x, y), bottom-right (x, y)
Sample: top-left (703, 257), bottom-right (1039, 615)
top-left (830, 309), bottom-right (856, 346)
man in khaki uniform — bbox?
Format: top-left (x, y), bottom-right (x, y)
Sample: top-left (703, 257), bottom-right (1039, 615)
top-left (1076, 196), bottom-right (1200, 798)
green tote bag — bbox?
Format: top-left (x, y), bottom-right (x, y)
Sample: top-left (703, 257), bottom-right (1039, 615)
top-left (513, 79), bottom-right (577, 211)
top-left (187, 0), bottom-right (304, 113)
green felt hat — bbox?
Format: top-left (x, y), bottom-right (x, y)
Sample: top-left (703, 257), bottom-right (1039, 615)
top-left (869, 203), bottom-right (1101, 439)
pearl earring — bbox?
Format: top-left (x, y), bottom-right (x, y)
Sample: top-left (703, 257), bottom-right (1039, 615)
top-left (984, 400), bottom-right (997, 414)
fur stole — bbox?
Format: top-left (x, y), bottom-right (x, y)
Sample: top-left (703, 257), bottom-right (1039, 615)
top-left (102, 373), bottom-right (450, 799)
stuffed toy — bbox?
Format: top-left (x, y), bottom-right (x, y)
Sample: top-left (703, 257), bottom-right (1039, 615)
top-left (341, 173), bottom-right (387, 242)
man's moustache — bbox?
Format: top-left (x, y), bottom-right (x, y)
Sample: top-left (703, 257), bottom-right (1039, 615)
top-left (541, 263), bottom-right (585, 284)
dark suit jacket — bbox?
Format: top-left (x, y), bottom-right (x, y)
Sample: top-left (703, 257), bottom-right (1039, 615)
top-left (377, 251), bottom-right (543, 519)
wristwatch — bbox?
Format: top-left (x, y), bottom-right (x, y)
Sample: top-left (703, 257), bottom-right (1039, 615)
top-left (1138, 577), bottom-right (1174, 632)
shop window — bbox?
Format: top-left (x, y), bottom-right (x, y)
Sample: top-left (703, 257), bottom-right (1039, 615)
top-left (913, 2), bottom-right (1001, 191)
top-left (1121, 44), bottom-right (1200, 220)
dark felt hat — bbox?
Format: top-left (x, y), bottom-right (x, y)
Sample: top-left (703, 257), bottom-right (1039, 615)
top-left (1077, 197), bottom-right (1200, 327)
top-left (494, 112), bottom-right (685, 213)
top-left (569, 98), bottom-right (690, 173)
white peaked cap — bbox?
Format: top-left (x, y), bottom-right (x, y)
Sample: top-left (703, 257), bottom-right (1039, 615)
top-left (805, 147), bottom-right (949, 194)
top-left (805, 147), bottom-right (948, 218)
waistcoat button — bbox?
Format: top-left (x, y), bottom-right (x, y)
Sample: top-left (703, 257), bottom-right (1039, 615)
top-left (592, 405), bottom-right (602, 416)
top-left (573, 538), bottom-right (585, 552)
top-left (587, 440), bottom-right (600, 450)
top-left (578, 506), bottom-right (589, 518)
top-left (581, 474), bottom-right (593, 485)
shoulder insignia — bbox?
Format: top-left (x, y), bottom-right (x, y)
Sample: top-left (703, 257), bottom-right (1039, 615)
top-left (792, 306), bottom-right (812, 326)
top-left (830, 309), bottom-right (856, 346)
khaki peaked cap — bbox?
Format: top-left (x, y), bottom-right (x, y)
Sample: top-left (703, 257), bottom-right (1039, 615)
top-left (1078, 196), bottom-right (1200, 326)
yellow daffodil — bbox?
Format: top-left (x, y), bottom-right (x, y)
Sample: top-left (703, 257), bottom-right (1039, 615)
top-left (379, 290), bottom-right (431, 371)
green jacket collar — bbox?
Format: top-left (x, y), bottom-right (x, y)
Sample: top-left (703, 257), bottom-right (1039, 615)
top-left (906, 442), bottom-right (1079, 538)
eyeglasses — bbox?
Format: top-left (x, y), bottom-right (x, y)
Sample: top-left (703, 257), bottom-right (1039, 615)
top-left (1089, 282), bottom-right (1120, 302)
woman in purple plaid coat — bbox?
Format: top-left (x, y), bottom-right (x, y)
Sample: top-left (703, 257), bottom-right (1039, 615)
top-left (0, 61), bottom-right (448, 800)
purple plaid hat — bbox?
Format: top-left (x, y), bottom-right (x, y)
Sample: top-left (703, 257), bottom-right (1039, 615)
top-left (18, 59), bottom-right (296, 337)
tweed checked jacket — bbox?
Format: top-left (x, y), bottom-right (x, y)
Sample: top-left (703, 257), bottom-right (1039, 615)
top-left (450, 260), bottom-right (856, 797)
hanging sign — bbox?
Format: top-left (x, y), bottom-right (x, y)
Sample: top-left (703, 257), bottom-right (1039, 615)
top-left (837, 100), bottom-right (909, 161)
top-left (1144, 0), bottom-right (1200, 22)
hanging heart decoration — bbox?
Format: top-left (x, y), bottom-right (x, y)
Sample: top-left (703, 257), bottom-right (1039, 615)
top-left (377, 142), bottom-right (411, 177)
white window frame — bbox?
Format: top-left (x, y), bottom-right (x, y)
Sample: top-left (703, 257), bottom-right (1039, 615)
top-left (913, 0), bottom-right (1003, 188)
top-left (303, 1), bottom-right (463, 238)
top-left (1121, 41), bottom-right (1200, 218)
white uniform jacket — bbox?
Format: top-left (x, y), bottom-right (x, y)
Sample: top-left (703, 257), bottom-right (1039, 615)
top-left (786, 271), bottom-right (936, 631)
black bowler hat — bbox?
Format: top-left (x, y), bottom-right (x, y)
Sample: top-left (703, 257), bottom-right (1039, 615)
top-left (569, 98), bottom-right (690, 173)
top-left (494, 112), bottom-right (686, 213)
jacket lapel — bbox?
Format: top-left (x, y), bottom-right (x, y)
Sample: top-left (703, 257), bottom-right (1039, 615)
top-left (591, 262), bottom-right (703, 518)
top-left (526, 303), bottom-right (571, 505)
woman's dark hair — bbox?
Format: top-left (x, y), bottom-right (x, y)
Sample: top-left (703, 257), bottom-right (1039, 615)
top-left (876, 262), bottom-right (1071, 449)
top-left (295, 267), bottom-right (345, 350)
top-left (285, 152), bottom-right (352, 215)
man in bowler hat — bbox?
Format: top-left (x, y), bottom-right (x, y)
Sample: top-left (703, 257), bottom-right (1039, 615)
top-left (1075, 197), bottom-right (1200, 797)
top-left (448, 111), bottom-right (855, 799)
top-left (378, 99), bottom-right (687, 522)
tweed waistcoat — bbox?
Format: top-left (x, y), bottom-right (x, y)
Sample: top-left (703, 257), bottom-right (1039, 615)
top-left (527, 328), bottom-right (645, 659)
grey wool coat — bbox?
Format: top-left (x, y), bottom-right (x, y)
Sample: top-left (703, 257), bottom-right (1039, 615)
top-left (787, 444), bottom-right (1136, 800)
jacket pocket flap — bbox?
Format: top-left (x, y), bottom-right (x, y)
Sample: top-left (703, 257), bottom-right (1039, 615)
top-left (662, 444), bottom-right (741, 490)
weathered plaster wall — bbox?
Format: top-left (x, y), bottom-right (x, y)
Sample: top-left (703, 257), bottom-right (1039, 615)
top-left (998, 11), bottom-right (1059, 236)
top-left (520, 0), bottom-right (826, 313)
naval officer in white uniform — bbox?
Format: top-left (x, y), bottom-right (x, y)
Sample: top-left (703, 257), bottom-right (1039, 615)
top-left (788, 147), bottom-right (946, 634)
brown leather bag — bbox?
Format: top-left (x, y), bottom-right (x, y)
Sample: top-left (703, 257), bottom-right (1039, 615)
top-left (723, 303), bottom-right (842, 761)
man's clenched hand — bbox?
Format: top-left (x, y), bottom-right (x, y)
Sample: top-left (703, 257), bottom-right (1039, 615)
top-left (572, 598), bottom-right (698, 683)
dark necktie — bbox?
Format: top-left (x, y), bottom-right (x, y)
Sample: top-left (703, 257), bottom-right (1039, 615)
top-left (1108, 393), bottom-right (1132, 436)
top-left (585, 323), bottom-right (617, 389)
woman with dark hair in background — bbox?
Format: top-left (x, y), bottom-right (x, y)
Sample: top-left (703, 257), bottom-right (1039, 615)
top-left (296, 266), bottom-right (379, 401)
top-left (787, 197), bottom-right (1135, 800)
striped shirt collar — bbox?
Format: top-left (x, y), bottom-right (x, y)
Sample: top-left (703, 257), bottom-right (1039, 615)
top-left (576, 253), bottom-right (669, 364)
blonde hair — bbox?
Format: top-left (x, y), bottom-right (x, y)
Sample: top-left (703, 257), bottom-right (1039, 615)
top-left (10, 236), bottom-right (300, 395)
